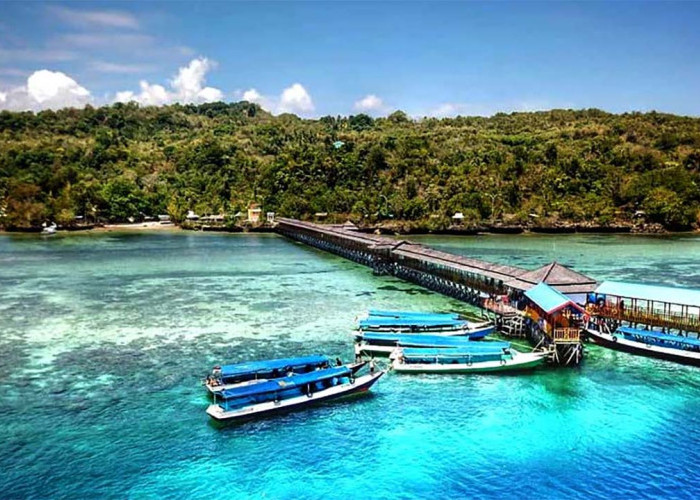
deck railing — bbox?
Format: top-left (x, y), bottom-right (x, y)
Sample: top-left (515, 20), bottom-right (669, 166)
top-left (593, 306), bottom-right (700, 333)
top-left (553, 327), bottom-right (581, 343)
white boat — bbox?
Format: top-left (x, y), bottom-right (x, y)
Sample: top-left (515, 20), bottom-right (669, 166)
top-left (390, 347), bottom-right (547, 374)
top-left (585, 325), bottom-right (700, 367)
top-left (41, 223), bottom-right (57, 235)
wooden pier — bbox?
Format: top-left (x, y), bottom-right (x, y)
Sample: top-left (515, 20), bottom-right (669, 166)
top-left (276, 218), bottom-right (598, 365)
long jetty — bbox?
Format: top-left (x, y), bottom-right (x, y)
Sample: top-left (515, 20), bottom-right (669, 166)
top-left (276, 218), bottom-right (600, 365)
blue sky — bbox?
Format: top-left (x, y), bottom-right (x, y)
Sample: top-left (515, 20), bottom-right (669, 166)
top-left (0, 1), bottom-right (699, 116)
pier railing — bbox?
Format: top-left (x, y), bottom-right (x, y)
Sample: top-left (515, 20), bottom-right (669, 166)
top-left (593, 306), bottom-right (700, 334)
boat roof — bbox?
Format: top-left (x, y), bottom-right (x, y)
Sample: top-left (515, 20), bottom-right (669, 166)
top-left (525, 282), bottom-right (585, 315)
top-left (617, 326), bottom-right (700, 347)
top-left (219, 366), bottom-right (351, 399)
top-left (596, 281), bottom-right (700, 309)
top-left (401, 347), bottom-right (508, 357)
top-left (369, 309), bottom-right (460, 320)
top-left (360, 332), bottom-right (509, 348)
top-left (219, 355), bottom-right (328, 378)
top-left (359, 317), bottom-right (467, 328)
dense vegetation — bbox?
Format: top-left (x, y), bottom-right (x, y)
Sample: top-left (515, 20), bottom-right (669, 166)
top-left (1, 102), bottom-right (700, 231)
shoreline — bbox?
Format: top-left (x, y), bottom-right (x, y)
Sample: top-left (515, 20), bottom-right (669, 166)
top-left (2, 222), bottom-right (697, 237)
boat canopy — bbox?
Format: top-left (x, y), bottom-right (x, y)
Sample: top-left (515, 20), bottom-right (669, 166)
top-left (596, 281), bottom-right (700, 309)
top-left (359, 317), bottom-right (467, 328)
top-left (219, 366), bottom-right (351, 400)
top-left (617, 326), bottom-right (700, 348)
top-left (219, 355), bottom-right (329, 378)
top-left (360, 332), bottom-right (509, 348)
top-left (525, 282), bottom-right (585, 315)
top-left (368, 309), bottom-right (460, 320)
top-left (401, 346), bottom-right (508, 357)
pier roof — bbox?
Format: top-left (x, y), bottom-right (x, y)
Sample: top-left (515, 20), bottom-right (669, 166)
top-left (595, 281), bottom-right (700, 308)
top-left (393, 243), bottom-right (527, 282)
top-left (506, 262), bottom-right (597, 294)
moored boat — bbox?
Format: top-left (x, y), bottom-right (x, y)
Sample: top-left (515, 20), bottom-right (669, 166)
top-left (355, 331), bottom-right (509, 357)
top-left (391, 346), bottom-right (546, 374)
top-left (357, 313), bottom-right (494, 338)
top-left (585, 325), bottom-right (700, 367)
top-left (205, 355), bottom-right (366, 394)
top-left (206, 366), bottom-right (384, 423)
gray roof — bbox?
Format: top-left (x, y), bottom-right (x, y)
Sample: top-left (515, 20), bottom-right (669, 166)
top-left (506, 262), bottom-right (597, 294)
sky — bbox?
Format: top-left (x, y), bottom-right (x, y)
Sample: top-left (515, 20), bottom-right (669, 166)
top-left (0, 1), bottom-right (699, 117)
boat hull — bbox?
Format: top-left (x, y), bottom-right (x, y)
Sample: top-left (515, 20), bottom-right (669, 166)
top-left (391, 352), bottom-right (546, 374)
top-left (584, 328), bottom-right (700, 367)
top-left (206, 371), bottom-right (384, 422)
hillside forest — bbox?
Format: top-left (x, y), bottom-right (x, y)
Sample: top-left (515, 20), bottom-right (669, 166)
top-left (1, 103), bottom-right (700, 231)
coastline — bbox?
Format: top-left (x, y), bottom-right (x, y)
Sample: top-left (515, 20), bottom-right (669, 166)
top-left (2, 220), bottom-right (697, 236)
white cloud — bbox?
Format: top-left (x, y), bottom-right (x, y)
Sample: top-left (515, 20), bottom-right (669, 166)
top-left (354, 94), bottom-right (385, 114)
top-left (426, 102), bottom-right (496, 118)
top-left (0, 48), bottom-right (78, 63)
top-left (278, 83), bottom-right (314, 114)
top-left (91, 61), bottom-right (155, 74)
top-left (0, 69), bottom-right (91, 111)
top-left (242, 88), bottom-right (262, 102)
top-left (57, 33), bottom-right (154, 49)
top-left (49, 6), bottom-right (139, 29)
top-left (114, 57), bottom-right (223, 106)
top-left (0, 91), bottom-right (6, 104)
top-left (115, 81), bottom-right (169, 106)
top-left (238, 84), bottom-right (314, 116)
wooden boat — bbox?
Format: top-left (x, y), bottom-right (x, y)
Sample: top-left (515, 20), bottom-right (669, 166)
top-left (206, 366), bottom-right (384, 423)
top-left (391, 346), bottom-right (546, 374)
top-left (205, 356), bottom-right (366, 394)
top-left (357, 313), bottom-right (494, 339)
top-left (355, 331), bottom-right (509, 357)
top-left (585, 325), bottom-right (700, 367)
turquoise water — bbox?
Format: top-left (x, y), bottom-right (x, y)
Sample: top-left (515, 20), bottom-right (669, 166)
top-left (1, 231), bottom-right (700, 499)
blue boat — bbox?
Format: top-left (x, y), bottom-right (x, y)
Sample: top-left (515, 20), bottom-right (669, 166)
top-left (585, 325), bottom-right (700, 367)
top-left (355, 331), bottom-right (509, 357)
top-left (358, 312), bottom-right (494, 338)
top-left (368, 309), bottom-right (461, 320)
top-left (206, 366), bottom-right (384, 423)
top-left (205, 356), bottom-right (367, 394)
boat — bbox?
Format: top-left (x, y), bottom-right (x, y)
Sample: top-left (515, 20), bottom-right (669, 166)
top-left (366, 309), bottom-right (461, 320)
top-left (206, 366), bottom-right (384, 423)
top-left (585, 325), bottom-right (700, 367)
top-left (205, 355), bottom-right (366, 394)
top-left (357, 316), bottom-right (495, 338)
top-left (355, 331), bottom-right (509, 357)
top-left (391, 346), bottom-right (547, 374)
top-left (41, 223), bottom-right (57, 235)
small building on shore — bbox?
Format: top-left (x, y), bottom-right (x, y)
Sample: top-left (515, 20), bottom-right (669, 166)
top-left (248, 204), bottom-right (262, 223)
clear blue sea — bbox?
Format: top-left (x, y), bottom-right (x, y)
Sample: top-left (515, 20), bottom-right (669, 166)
top-left (1, 231), bottom-right (700, 499)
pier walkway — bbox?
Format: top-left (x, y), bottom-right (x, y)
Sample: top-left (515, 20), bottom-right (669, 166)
top-left (276, 218), bottom-right (598, 364)
top-left (276, 218), bottom-right (700, 364)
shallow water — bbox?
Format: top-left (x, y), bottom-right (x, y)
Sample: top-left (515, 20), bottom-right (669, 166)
top-left (1, 231), bottom-right (699, 499)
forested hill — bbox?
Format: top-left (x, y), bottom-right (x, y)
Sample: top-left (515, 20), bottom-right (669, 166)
top-left (1, 102), bottom-right (700, 231)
